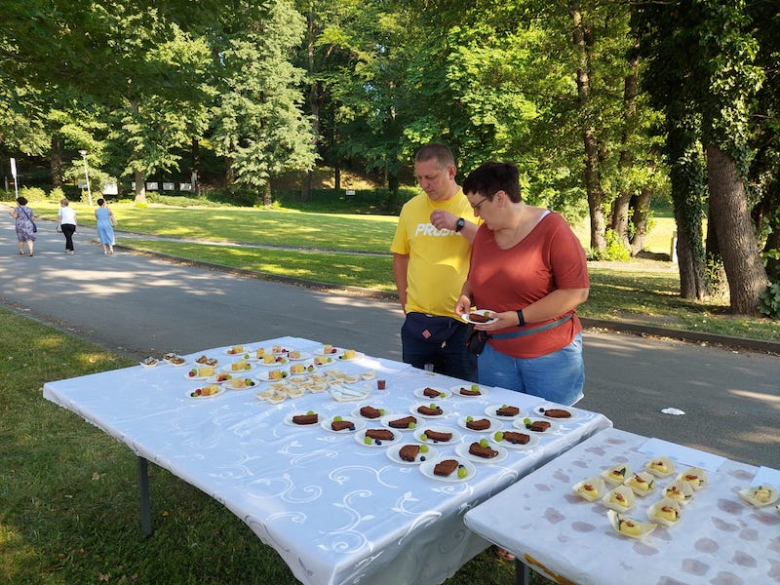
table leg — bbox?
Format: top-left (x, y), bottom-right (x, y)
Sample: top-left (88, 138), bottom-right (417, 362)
top-left (138, 456), bottom-right (153, 537)
top-left (515, 558), bottom-right (529, 585)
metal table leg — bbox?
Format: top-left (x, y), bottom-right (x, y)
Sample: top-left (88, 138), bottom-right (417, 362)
top-left (516, 558), bottom-right (529, 585)
top-left (138, 456), bottom-right (153, 537)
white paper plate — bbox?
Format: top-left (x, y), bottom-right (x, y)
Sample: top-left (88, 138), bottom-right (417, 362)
top-left (460, 310), bottom-right (498, 325)
top-left (410, 403), bottom-right (450, 419)
top-left (419, 457), bottom-right (476, 482)
top-left (283, 412), bottom-right (321, 427)
top-left (456, 442), bottom-right (508, 464)
top-left (355, 428), bottom-right (402, 448)
top-left (139, 358), bottom-right (160, 368)
top-left (220, 378), bottom-right (258, 391)
top-left (380, 413), bottom-right (419, 431)
top-left (224, 347), bottom-right (253, 356)
top-left (489, 430), bottom-right (539, 450)
top-left (351, 405), bottom-right (392, 420)
top-left (513, 418), bottom-right (560, 434)
top-left (221, 362), bottom-right (256, 374)
top-left (185, 386), bottom-right (226, 399)
top-left (413, 386), bottom-right (452, 400)
top-left (256, 368), bottom-right (291, 382)
top-left (286, 352), bottom-right (312, 361)
top-left (321, 416), bottom-right (366, 434)
top-left (335, 351), bottom-right (365, 362)
top-left (164, 356), bottom-right (188, 367)
top-left (414, 426), bottom-right (461, 445)
top-left (457, 416), bottom-right (502, 433)
top-left (450, 384), bottom-right (489, 398)
top-left (315, 346), bottom-right (345, 356)
top-left (485, 404), bottom-right (523, 420)
top-left (532, 404), bottom-right (578, 421)
top-left (386, 442), bottom-right (439, 464)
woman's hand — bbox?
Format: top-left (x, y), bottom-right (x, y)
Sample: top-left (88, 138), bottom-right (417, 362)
top-left (476, 311), bottom-right (521, 331)
top-left (454, 294), bottom-right (472, 318)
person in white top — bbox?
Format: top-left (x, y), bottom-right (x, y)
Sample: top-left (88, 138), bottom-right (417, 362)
top-left (57, 198), bottom-right (78, 255)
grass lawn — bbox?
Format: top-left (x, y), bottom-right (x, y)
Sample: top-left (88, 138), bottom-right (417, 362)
top-left (30, 199), bottom-right (780, 343)
top-left (0, 307), bottom-right (544, 585)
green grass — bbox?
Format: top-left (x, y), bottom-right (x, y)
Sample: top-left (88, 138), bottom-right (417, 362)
top-left (29, 199), bottom-right (780, 342)
top-left (0, 307), bottom-right (541, 585)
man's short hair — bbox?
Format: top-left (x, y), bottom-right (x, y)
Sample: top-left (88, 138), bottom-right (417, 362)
top-left (415, 143), bottom-right (455, 168)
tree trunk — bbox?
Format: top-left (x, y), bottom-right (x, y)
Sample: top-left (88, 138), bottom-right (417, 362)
top-left (225, 144), bottom-right (235, 189)
top-left (610, 12), bottom-right (640, 250)
top-left (334, 162), bottom-right (341, 192)
top-left (50, 135), bottom-right (63, 188)
top-left (263, 181), bottom-right (272, 208)
top-left (674, 204), bottom-right (705, 300)
top-left (191, 137), bottom-right (200, 195)
top-left (302, 7), bottom-right (320, 204)
top-left (628, 187), bottom-right (653, 256)
top-left (134, 169), bottom-right (147, 204)
top-left (705, 144), bottom-right (768, 314)
top-left (570, 1), bottom-right (605, 252)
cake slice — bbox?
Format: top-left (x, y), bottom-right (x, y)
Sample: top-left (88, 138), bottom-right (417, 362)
top-left (331, 419), bottom-right (355, 431)
top-left (542, 408), bottom-right (571, 418)
top-left (459, 386), bottom-right (482, 396)
top-left (423, 429), bottom-right (452, 442)
top-left (399, 444), bottom-right (421, 462)
top-left (433, 459), bottom-right (459, 476)
top-left (502, 431), bottom-right (531, 445)
top-left (292, 413), bottom-right (318, 425)
top-left (423, 387), bottom-right (442, 398)
top-left (360, 406), bottom-right (383, 419)
top-left (417, 404), bottom-right (443, 416)
top-left (466, 418), bottom-right (491, 431)
top-left (496, 405), bottom-right (520, 417)
top-left (527, 420), bottom-right (551, 432)
top-left (366, 429), bottom-right (394, 441)
top-left (469, 442), bottom-right (499, 459)
top-left (389, 415), bottom-right (417, 429)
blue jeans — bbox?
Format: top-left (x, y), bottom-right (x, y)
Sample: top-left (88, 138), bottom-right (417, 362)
top-left (477, 333), bottom-right (584, 405)
top-left (401, 316), bottom-right (478, 382)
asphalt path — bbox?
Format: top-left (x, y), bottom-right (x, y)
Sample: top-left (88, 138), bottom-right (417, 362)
top-left (2, 215), bottom-right (778, 468)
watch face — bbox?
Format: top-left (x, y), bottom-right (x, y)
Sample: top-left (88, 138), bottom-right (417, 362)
top-left (456, 218), bottom-right (465, 232)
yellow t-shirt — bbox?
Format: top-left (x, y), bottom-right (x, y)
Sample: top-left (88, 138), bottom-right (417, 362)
top-left (390, 190), bottom-right (478, 318)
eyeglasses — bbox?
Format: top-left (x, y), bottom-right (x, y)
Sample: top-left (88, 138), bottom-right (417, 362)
top-left (470, 195), bottom-right (491, 211)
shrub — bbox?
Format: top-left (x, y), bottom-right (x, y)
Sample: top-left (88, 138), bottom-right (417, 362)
top-left (19, 186), bottom-right (47, 201)
top-left (49, 187), bottom-right (66, 201)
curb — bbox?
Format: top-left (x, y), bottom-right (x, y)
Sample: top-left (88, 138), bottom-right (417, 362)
top-left (116, 243), bottom-right (780, 356)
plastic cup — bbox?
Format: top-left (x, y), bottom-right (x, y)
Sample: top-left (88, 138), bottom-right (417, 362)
top-left (377, 379), bottom-right (387, 390)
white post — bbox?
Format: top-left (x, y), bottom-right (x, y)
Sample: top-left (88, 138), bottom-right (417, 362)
top-left (10, 157), bottom-right (18, 198)
top-left (79, 150), bottom-right (93, 206)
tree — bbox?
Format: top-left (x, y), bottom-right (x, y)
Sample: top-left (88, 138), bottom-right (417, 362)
top-left (210, 0), bottom-right (316, 205)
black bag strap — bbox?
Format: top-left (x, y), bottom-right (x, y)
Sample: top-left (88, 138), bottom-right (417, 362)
top-left (490, 314), bottom-right (573, 340)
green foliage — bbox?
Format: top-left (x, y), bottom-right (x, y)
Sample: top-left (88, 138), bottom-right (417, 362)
top-left (759, 252), bottom-right (780, 318)
top-left (588, 229), bottom-right (630, 261)
top-left (18, 186), bottom-right (47, 201)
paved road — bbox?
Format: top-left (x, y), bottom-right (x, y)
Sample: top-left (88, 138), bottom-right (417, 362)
top-left (1, 216), bottom-right (778, 468)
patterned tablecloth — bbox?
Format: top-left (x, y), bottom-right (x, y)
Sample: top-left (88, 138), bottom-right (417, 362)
top-left (464, 427), bottom-right (780, 585)
top-left (43, 336), bottom-right (612, 585)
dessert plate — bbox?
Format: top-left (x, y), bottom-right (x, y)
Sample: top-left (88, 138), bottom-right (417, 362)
top-left (460, 310), bottom-right (498, 325)
top-left (456, 442), bottom-right (508, 464)
top-left (513, 418), bottom-right (560, 434)
top-left (284, 412), bottom-right (320, 427)
top-left (420, 457), bottom-right (476, 483)
top-left (413, 426), bottom-right (461, 445)
top-left (320, 416), bottom-right (366, 434)
top-left (386, 443), bottom-right (438, 464)
top-left (410, 403), bottom-right (451, 419)
top-left (489, 430), bottom-right (539, 450)
top-left (355, 429), bottom-right (402, 448)
top-left (532, 404), bottom-right (578, 420)
top-left (485, 404), bottom-right (523, 420)
top-left (380, 413), bottom-right (418, 431)
top-left (413, 386), bottom-right (451, 400)
top-left (450, 384), bottom-right (489, 398)
top-left (457, 416), bottom-right (502, 433)
top-left (185, 386), bottom-right (226, 399)
top-left (351, 405), bottom-right (392, 420)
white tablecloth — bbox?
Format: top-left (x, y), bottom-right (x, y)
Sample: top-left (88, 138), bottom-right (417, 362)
top-left (43, 336), bottom-right (612, 585)
top-left (464, 428), bottom-right (780, 585)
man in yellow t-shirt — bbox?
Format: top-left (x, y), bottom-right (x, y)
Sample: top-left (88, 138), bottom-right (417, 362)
top-left (391, 143), bottom-right (479, 381)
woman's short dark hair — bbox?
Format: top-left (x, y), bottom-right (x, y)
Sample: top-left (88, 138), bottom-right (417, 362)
top-left (462, 162), bottom-right (522, 203)
top-left (97, 198), bottom-right (105, 206)
top-left (16, 197), bottom-right (28, 206)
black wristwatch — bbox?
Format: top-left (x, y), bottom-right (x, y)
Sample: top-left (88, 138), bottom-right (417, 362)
top-left (455, 217), bottom-right (466, 233)
top-left (516, 310), bottom-right (525, 327)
